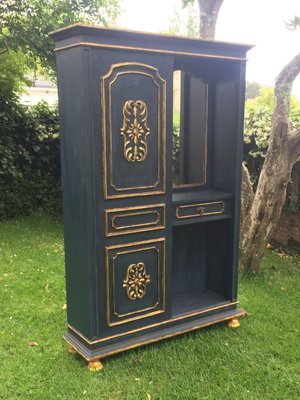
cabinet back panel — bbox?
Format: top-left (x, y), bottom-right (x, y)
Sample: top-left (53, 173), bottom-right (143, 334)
top-left (172, 224), bottom-right (207, 295)
top-left (206, 220), bottom-right (231, 297)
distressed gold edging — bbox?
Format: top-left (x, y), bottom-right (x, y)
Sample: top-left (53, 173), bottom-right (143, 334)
top-left (120, 99), bottom-right (150, 162)
top-left (105, 203), bottom-right (165, 236)
top-left (64, 310), bottom-right (245, 362)
top-left (50, 23), bottom-right (253, 46)
top-left (111, 247), bottom-right (161, 322)
top-left (54, 42), bottom-right (248, 62)
top-left (111, 211), bottom-right (160, 230)
top-left (50, 23), bottom-right (253, 48)
top-left (108, 71), bottom-right (160, 192)
top-left (105, 238), bottom-right (166, 326)
top-left (67, 300), bottom-right (239, 345)
top-left (175, 201), bottom-right (224, 219)
top-left (101, 62), bottom-right (166, 199)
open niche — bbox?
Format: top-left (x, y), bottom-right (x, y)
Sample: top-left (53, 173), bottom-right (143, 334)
top-left (171, 58), bottom-right (240, 316)
top-left (172, 220), bottom-right (232, 316)
top-left (172, 70), bottom-right (208, 188)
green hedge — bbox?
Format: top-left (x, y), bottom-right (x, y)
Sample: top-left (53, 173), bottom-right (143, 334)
top-left (0, 99), bottom-right (61, 219)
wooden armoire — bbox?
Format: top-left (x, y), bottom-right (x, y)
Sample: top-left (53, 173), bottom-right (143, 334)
top-left (50, 24), bottom-right (252, 370)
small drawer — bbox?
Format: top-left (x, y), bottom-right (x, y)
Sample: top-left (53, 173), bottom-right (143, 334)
top-left (175, 201), bottom-right (225, 220)
top-left (105, 204), bottom-right (165, 236)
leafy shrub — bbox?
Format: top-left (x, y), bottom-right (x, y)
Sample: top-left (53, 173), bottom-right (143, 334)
top-left (172, 117), bottom-right (180, 185)
top-left (0, 99), bottom-right (61, 219)
top-left (243, 86), bottom-right (300, 203)
top-left (244, 87), bottom-right (300, 159)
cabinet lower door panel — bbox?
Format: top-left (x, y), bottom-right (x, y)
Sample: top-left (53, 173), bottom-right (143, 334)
top-left (105, 238), bottom-right (166, 327)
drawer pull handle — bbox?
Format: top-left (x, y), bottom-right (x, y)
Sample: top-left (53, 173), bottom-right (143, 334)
top-left (197, 206), bottom-right (205, 216)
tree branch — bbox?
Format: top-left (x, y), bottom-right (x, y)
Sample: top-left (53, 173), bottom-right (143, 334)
top-left (273, 51), bottom-right (300, 125)
top-left (288, 127), bottom-right (300, 164)
top-left (240, 163), bottom-right (254, 227)
top-left (198, 0), bottom-right (224, 39)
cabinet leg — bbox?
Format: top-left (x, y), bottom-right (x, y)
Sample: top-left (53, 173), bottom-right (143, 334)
top-left (227, 318), bottom-right (240, 328)
top-left (88, 359), bottom-right (104, 372)
top-left (67, 345), bottom-right (77, 354)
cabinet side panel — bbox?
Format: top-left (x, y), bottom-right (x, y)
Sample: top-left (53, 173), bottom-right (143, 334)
top-left (56, 47), bottom-right (96, 337)
top-left (211, 60), bottom-right (246, 299)
top-left (231, 61), bottom-right (247, 298)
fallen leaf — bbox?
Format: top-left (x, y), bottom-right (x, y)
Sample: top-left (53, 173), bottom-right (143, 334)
top-left (62, 304), bottom-right (67, 310)
top-left (44, 283), bottom-right (49, 291)
top-left (29, 341), bottom-right (38, 347)
top-left (146, 393), bottom-right (152, 400)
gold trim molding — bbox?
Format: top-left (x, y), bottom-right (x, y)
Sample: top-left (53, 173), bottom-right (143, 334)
top-left (67, 301), bottom-right (239, 345)
top-left (54, 41), bottom-right (248, 62)
top-left (105, 238), bottom-right (166, 327)
top-left (120, 100), bottom-right (150, 162)
top-left (101, 62), bottom-right (166, 199)
top-left (105, 203), bottom-right (166, 237)
top-left (175, 201), bottom-right (224, 219)
top-left (123, 262), bottom-right (150, 300)
top-left (112, 211), bottom-right (159, 230)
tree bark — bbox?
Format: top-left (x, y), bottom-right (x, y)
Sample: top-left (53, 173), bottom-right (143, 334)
top-left (198, 0), bottom-right (224, 39)
top-left (240, 52), bottom-right (300, 273)
top-left (240, 163), bottom-right (254, 228)
top-left (196, 2), bottom-right (300, 273)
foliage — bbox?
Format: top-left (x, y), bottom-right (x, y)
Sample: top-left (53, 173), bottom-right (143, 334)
top-left (0, 0), bottom-right (120, 105)
top-left (245, 81), bottom-right (262, 100)
top-left (244, 86), bottom-right (300, 159)
top-left (1, 216), bottom-right (300, 399)
top-left (0, 0), bottom-right (120, 78)
top-left (172, 116), bottom-right (180, 184)
top-left (168, 2), bottom-right (199, 37)
top-left (0, 0), bottom-right (120, 219)
top-left (0, 100), bottom-right (61, 219)
top-left (182, 0), bottom-right (195, 7)
top-left (0, 51), bottom-right (32, 100)
top-left (285, 15), bottom-right (300, 30)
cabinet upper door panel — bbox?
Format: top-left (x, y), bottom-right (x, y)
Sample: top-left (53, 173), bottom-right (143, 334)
top-left (102, 62), bottom-right (166, 199)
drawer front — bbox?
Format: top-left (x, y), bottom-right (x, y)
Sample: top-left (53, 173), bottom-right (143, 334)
top-left (105, 204), bottom-right (165, 237)
top-left (175, 201), bottom-right (225, 220)
top-left (105, 238), bottom-right (165, 327)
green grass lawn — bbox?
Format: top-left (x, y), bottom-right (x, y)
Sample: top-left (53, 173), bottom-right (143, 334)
top-left (0, 216), bottom-right (299, 400)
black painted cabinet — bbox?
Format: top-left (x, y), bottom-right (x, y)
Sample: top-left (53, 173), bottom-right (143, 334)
top-left (50, 25), bottom-right (252, 365)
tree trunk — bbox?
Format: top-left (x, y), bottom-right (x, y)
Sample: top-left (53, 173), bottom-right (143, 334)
top-left (196, 2), bottom-right (300, 273)
top-left (240, 52), bottom-right (300, 273)
top-left (198, 0), bottom-right (224, 39)
top-left (240, 163), bottom-right (254, 228)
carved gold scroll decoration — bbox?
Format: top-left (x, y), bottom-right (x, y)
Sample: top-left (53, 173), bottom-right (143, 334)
top-left (122, 262), bottom-right (150, 300)
top-left (120, 100), bottom-right (150, 162)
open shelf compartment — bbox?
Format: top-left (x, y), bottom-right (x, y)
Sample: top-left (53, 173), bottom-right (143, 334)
top-left (171, 220), bottom-right (233, 317)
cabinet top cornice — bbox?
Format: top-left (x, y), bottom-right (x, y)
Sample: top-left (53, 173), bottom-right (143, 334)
top-left (50, 23), bottom-right (253, 61)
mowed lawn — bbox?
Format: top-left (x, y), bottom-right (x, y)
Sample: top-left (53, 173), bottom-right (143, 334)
top-left (0, 216), bottom-right (299, 400)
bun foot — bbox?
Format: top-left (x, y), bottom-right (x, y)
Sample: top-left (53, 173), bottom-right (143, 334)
top-left (227, 318), bottom-right (240, 328)
top-left (67, 345), bottom-right (77, 354)
top-left (88, 359), bottom-right (104, 371)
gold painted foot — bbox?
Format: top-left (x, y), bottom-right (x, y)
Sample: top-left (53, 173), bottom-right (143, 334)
top-left (88, 359), bottom-right (104, 372)
top-left (67, 345), bottom-right (77, 354)
top-left (227, 318), bottom-right (240, 328)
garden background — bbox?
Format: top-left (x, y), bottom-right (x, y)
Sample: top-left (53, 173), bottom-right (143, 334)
top-left (1, 0), bottom-right (300, 399)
